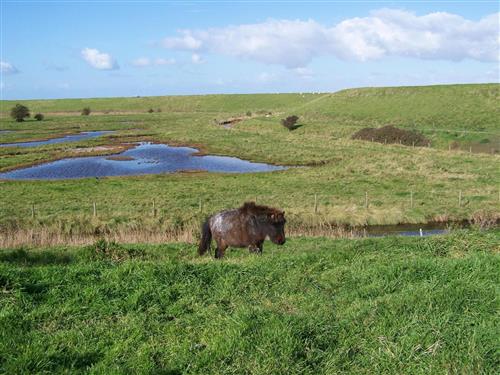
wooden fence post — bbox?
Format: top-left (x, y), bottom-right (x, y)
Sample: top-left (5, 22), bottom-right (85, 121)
top-left (314, 194), bottom-right (318, 214)
top-left (152, 199), bottom-right (156, 217)
top-left (93, 202), bottom-right (96, 217)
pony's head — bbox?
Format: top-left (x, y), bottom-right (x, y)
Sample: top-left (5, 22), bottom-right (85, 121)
top-left (267, 210), bottom-right (286, 245)
top-left (241, 202), bottom-right (286, 245)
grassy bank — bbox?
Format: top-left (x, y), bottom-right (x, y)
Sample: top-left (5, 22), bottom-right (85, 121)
top-left (0, 230), bottom-right (498, 373)
top-left (0, 84), bottom-right (498, 244)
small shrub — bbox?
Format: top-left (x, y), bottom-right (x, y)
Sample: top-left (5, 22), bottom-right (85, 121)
top-left (88, 239), bottom-right (145, 262)
top-left (34, 113), bottom-right (44, 121)
top-left (246, 111), bottom-right (252, 117)
top-left (281, 115), bottom-right (299, 131)
top-left (81, 107), bottom-right (91, 116)
top-left (147, 108), bottom-right (154, 113)
top-left (351, 125), bottom-right (429, 147)
top-left (10, 104), bottom-right (30, 122)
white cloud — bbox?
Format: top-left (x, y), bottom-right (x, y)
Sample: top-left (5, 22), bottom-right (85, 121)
top-left (257, 72), bottom-right (278, 83)
top-left (293, 67), bottom-right (314, 79)
top-left (1, 61), bottom-right (19, 74)
top-left (161, 10), bottom-right (499, 68)
top-left (81, 48), bottom-right (119, 70)
top-left (132, 57), bottom-right (151, 67)
top-left (191, 53), bottom-right (204, 64)
top-left (155, 58), bottom-right (176, 65)
top-left (132, 57), bottom-right (176, 67)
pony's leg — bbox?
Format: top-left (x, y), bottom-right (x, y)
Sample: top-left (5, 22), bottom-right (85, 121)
top-left (248, 244), bottom-right (259, 253)
top-left (256, 241), bottom-right (264, 254)
top-left (215, 242), bottom-right (227, 259)
top-left (249, 241), bottom-right (264, 255)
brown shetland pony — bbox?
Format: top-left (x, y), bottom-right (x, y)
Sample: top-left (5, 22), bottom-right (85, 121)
top-left (198, 202), bottom-right (286, 259)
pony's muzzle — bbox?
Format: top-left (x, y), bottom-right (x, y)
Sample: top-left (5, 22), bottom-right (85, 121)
top-left (275, 236), bottom-right (286, 245)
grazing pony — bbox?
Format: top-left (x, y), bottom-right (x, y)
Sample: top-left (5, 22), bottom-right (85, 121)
top-left (198, 202), bottom-right (286, 259)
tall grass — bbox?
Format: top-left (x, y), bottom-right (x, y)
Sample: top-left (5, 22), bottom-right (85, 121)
top-left (0, 230), bottom-right (498, 373)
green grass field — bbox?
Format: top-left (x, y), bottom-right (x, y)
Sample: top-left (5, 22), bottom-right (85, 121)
top-left (0, 230), bottom-right (498, 374)
top-left (1, 84), bottom-right (499, 246)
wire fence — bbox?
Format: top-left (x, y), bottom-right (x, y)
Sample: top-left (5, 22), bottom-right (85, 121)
top-left (2, 189), bottom-right (499, 224)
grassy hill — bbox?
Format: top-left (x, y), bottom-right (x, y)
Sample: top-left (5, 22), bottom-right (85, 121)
top-left (0, 230), bottom-right (498, 373)
top-left (298, 84), bottom-right (499, 131)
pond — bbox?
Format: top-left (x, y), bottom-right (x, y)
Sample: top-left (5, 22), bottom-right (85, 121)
top-left (0, 131), bottom-right (114, 148)
top-left (0, 142), bottom-right (286, 180)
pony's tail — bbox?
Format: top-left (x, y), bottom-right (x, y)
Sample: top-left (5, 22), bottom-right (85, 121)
top-left (198, 219), bottom-right (212, 256)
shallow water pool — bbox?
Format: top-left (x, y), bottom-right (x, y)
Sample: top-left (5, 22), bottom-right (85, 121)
top-left (0, 142), bottom-right (286, 180)
top-left (0, 131), bottom-right (114, 148)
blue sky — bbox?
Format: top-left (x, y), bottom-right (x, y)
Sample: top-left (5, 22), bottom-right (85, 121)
top-left (1, 1), bottom-right (499, 99)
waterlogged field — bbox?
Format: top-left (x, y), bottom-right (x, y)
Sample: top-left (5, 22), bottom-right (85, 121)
top-left (0, 230), bottom-right (498, 373)
top-left (0, 84), bottom-right (499, 246)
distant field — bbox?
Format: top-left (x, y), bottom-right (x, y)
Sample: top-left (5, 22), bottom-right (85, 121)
top-left (0, 83), bottom-right (499, 246)
top-left (0, 93), bottom-right (318, 115)
top-left (0, 230), bottom-right (498, 374)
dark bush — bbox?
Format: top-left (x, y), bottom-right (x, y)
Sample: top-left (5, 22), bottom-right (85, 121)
top-left (352, 125), bottom-right (430, 147)
top-left (10, 104), bottom-right (30, 122)
top-left (246, 111), bottom-right (252, 117)
top-left (147, 108), bottom-right (154, 113)
top-left (34, 113), bottom-right (44, 121)
top-left (81, 107), bottom-right (91, 116)
top-left (281, 115), bottom-right (299, 131)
